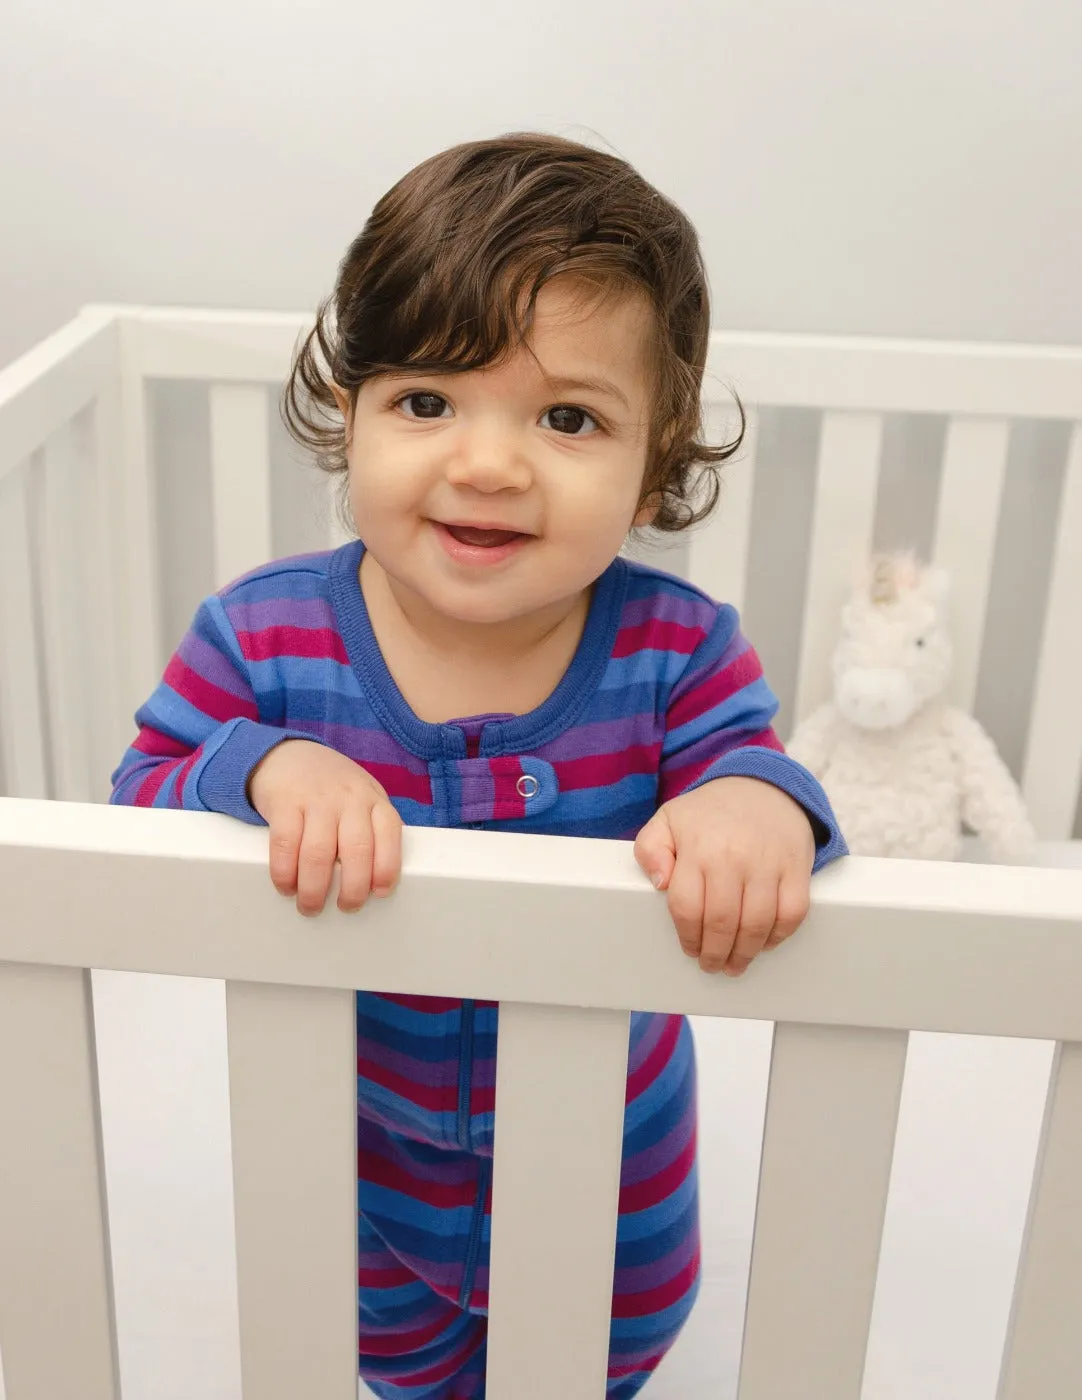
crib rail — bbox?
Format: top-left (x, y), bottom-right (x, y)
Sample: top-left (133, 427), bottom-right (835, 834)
top-left (1, 799), bottom-right (1081, 1400)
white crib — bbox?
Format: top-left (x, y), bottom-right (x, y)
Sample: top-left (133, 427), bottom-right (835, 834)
top-left (0, 306), bottom-right (1081, 1400)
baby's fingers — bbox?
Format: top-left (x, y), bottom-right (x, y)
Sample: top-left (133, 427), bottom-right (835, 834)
top-left (697, 873), bottom-right (742, 974)
top-left (295, 809), bottom-right (339, 916)
top-left (267, 808), bottom-right (304, 898)
top-left (666, 862), bottom-right (707, 960)
top-left (336, 805), bottom-right (376, 912)
top-left (722, 877), bottom-right (777, 977)
top-left (763, 871), bottom-right (811, 949)
top-left (370, 801), bottom-right (403, 898)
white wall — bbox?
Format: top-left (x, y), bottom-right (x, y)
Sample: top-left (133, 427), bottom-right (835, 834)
top-left (2, 0), bottom-right (1080, 369)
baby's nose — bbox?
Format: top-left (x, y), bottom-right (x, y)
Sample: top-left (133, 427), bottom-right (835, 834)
top-left (446, 432), bottom-right (532, 492)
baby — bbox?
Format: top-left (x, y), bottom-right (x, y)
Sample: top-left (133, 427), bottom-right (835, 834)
top-left (111, 132), bottom-right (845, 1398)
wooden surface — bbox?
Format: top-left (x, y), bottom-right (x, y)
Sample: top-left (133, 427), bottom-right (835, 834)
top-left (2, 800), bottom-right (1082, 1041)
top-left (997, 1040), bottom-right (1082, 1398)
top-left (0, 962), bottom-right (120, 1400)
top-left (226, 982), bottom-right (358, 1400)
top-left (738, 1023), bottom-right (907, 1398)
top-left (486, 1003), bottom-right (629, 1399)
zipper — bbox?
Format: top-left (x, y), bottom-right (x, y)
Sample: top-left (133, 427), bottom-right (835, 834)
top-left (459, 1155), bottom-right (491, 1310)
top-left (456, 999), bottom-right (476, 1149)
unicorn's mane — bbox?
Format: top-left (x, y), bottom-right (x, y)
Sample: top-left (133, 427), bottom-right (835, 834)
top-left (864, 550), bottom-right (925, 606)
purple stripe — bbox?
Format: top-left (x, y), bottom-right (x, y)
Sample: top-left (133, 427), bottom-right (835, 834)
top-left (613, 1230), bottom-right (700, 1294)
top-left (177, 630), bottom-right (251, 700)
top-left (468, 1055), bottom-right (496, 1090)
top-left (620, 585), bottom-right (717, 633)
top-left (542, 712), bottom-right (655, 760)
top-left (716, 627), bottom-right (751, 669)
top-left (286, 719), bottom-right (428, 771)
top-left (621, 1102), bottom-right (695, 1185)
top-left (457, 761), bottom-right (495, 813)
top-left (626, 1011), bottom-right (668, 1073)
top-left (358, 1036), bottom-right (455, 1094)
top-left (662, 725), bottom-right (751, 772)
top-left (227, 594), bottom-right (339, 631)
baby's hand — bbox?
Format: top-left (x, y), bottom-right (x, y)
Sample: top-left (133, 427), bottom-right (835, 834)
top-left (634, 777), bottom-right (815, 976)
top-left (248, 740), bottom-right (403, 915)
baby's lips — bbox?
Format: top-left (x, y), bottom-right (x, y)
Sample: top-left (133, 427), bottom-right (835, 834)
top-left (442, 522), bottom-right (528, 547)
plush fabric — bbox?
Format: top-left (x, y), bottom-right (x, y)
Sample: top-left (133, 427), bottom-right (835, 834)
top-left (788, 552), bottom-right (1036, 864)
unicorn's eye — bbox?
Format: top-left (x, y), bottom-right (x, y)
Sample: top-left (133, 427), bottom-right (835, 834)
top-left (915, 636), bottom-right (927, 649)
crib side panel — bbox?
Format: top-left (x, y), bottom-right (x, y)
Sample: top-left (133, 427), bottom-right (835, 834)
top-left (997, 1040), bottom-right (1082, 1398)
top-left (0, 312), bottom-right (118, 484)
top-left (930, 417), bottom-right (1009, 712)
top-left (486, 1002), bottom-right (630, 1400)
top-left (692, 338), bottom-right (1082, 834)
top-left (0, 962), bottom-right (120, 1400)
top-left (0, 310), bottom-right (136, 803)
top-left (686, 403), bottom-right (758, 616)
top-left (36, 415), bottom-right (98, 802)
top-left (792, 411), bottom-right (883, 722)
top-left (0, 465), bottom-right (48, 798)
top-left (209, 384), bottom-right (274, 588)
top-left (226, 982), bottom-right (358, 1400)
top-left (1022, 423), bottom-right (1082, 839)
top-left (737, 1022), bottom-right (908, 1400)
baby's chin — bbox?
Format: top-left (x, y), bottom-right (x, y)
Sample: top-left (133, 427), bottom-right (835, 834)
top-left (423, 589), bottom-right (580, 630)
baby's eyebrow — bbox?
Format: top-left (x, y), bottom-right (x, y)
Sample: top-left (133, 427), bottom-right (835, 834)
top-left (543, 374), bottom-right (631, 411)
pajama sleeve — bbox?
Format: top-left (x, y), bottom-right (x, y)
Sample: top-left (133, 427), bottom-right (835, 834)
top-left (659, 604), bottom-right (847, 872)
top-left (109, 593), bottom-right (315, 825)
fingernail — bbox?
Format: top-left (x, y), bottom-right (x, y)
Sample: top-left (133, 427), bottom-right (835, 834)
top-left (651, 872), bottom-right (664, 889)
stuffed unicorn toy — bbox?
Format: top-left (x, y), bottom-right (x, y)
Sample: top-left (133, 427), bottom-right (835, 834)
top-left (787, 551), bottom-right (1037, 863)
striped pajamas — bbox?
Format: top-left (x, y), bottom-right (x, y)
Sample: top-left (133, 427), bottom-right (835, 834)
top-left (111, 541), bottom-right (844, 1396)
top-left (356, 1006), bottom-right (698, 1398)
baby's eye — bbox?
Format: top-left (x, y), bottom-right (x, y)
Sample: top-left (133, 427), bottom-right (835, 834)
top-left (396, 392), bottom-right (451, 420)
top-left (541, 405), bottom-right (598, 436)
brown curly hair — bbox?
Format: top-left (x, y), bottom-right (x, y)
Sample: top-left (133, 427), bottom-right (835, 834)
top-left (282, 131), bottom-right (743, 533)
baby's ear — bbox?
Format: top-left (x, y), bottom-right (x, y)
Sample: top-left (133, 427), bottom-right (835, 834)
top-left (631, 491), bottom-right (662, 529)
top-left (331, 382), bottom-right (352, 419)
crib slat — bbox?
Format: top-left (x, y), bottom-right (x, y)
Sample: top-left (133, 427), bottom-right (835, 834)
top-left (209, 384), bottom-right (273, 589)
top-left (931, 416), bottom-right (1009, 712)
top-left (37, 421), bottom-right (94, 802)
top-left (486, 1002), bottom-right (630, 1400)
top-left (114, 320), bottom-right (163, 708)
top-left (0, 463), bottom-right (48, 797)
top-left (1022, 423), bottom-right (1082, 838)
top-left (226, 982), bottom-right (357, 1400)
top-left (0, 962), bottom-right (120, 1400)
top-left (997, 1040), bottom-right (1082, 1398)
top-left (87, 379), bottom-right (137, 779)
top-left (794, 412), bottom-right (883, 722)
top-left (687, 403), bottom-right (758, 613)
top-left (737, 1022), bottom-right (907, 1400)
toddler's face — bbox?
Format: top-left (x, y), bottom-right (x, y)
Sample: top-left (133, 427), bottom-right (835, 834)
top-left (340, 278), bottom-right (656, 629)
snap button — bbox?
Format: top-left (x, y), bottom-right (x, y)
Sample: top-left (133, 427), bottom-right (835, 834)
top-left (516, 774), bottom-right (540, 799)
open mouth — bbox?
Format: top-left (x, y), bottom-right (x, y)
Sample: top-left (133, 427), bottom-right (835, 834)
top-left (432, 520), bottom-right (532, 566)
top-left (442, 524), bottom-right (527, 548)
